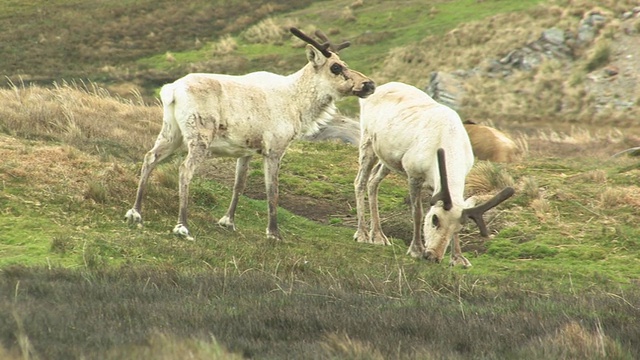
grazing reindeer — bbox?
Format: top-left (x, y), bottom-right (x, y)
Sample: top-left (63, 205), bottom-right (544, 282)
top-left (463, 120), bottom-right (522, 163)
top-left (125, 28), bottom-right (375, 240)
top-left (354, 82), bottom-right (513, 267)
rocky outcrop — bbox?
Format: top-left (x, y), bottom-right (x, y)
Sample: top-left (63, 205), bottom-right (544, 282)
top-left (425, 71), bottom-right (467, 111)
top-left (426, 9), bottom-right (639, 112)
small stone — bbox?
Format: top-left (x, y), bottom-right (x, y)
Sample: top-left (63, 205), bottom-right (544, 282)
top-left (603, 65), bottom-right (619, 77)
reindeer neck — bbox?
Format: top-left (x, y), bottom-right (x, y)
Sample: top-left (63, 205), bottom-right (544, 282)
top-left (285, 65), bottom-right (338, 136)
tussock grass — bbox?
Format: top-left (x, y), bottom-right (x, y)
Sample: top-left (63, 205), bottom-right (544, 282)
top-left (520, 176), bottom-right (541, 200)
top-left (530, 197), bottom-right (553, 221)
top-left (465, 161), bottom-right (515, 196)
top-left (242, 17), bottom-right (289, 44)
top-left (0, 80), bottom-right (160, 160)
top-left (518, 321), bottom-right (631, 359)
top-left (599, 187), bottom-right (627, 208)
top-left (84, 181), bottom-right (109, 204)
top-left (320, 333), bottom-right (385, 359)
top-left (154, 158), bottom-right (182, 190)
top-left (579, 169), bottom-right (608, 183)
top-left (585, 40), bottom-right (612, 72)
top-left (211, 34), bottom-right (238, 56)
top-left (104, 333), bottom-right (242, 360)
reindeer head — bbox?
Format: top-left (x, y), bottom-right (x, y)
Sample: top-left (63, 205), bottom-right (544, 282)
top-left (290, 27), bottom-right (375, 99)
top-left (423, 148), bottom-right (515, 263)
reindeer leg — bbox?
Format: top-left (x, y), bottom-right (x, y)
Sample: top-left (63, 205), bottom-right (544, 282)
top-left (264, 152), bottom-right (283, 240)
top-left (173, 138), bottom-right (208, 241)
top-left (449, 233), bottom-right (472, 268)
top-left (367, 162), bottom-right (391, 245)
top-left (407, 177), bottom-right (426, 258)
top-left (125, 125), bottom-right (182, 226)
top-left (218, 155), bottom-right (252, 230)
top-left (354, 139), bottom-right (377, 243)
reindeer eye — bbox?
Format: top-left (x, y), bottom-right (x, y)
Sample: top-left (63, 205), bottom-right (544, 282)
top-left (330, 63), bottom-right (343, 75)
top-left (431, 215), bottom-right (440, 228)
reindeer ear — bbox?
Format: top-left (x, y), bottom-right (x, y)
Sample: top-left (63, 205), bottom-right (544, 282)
top-left (306, 44), bottom-right (327, 68)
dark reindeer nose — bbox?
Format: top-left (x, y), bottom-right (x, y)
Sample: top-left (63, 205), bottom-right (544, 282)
top-left (358, 80), bottom-right (376, 98)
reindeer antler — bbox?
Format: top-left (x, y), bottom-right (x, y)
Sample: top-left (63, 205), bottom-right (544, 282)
top-left (290, 27), bottom-right (331, 58)
top-left (431, 147), bottom-right (515, 236)
top-left (462, 187), bottom-right (515, 237)
top-left (430, 148), bottom-right (453, 211)
top-left (314, 30), bottom-right (351, 53)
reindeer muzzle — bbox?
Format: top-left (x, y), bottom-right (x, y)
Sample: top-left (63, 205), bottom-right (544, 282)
top-left (355, 80), bottom-right (376, 98)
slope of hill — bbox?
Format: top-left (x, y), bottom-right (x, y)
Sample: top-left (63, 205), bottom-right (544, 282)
top-left (0, 0), bottom-right (313, 85)
top-left (1, 1), bottom-right (639, 359)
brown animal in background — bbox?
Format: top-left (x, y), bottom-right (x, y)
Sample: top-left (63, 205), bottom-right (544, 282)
top-left (463, 121), bottom-right (522, 163)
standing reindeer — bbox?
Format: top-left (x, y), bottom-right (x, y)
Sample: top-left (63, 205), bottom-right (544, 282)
top-left (125, 28), bottom-right (375, 240)
top-left (354, 82), bottom-right (513, 267)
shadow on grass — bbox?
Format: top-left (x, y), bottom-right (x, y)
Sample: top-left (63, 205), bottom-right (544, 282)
top-left (0, 265), bottom-right (638, 359)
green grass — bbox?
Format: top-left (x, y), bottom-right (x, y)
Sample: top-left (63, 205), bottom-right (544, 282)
top-left (1, 0), bottom-right (640, 358)
top-left (130, 0), bottom-right (547, 91)
top-left (1, 142), bottom-right (638, 289)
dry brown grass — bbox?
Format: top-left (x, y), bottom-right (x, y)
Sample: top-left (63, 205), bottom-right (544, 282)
top-left (465, 161), bottom-right (515, 196)
top-left (211, 34), bottom-right (238, 56)
top-left (0, 81), bottom-right (163, 210)
top-left (375, 0), bottom-right (640, 132)
top-left (520, 321), bottom-right (628, 359)
top-left (599, 187), bottom-right (626, 207)
top-left (531, 197), bottom-right (553, 222)
top-left (520, 175), bottom-right (541, 200)
top-left (0, 80), bottom-right (160, 159)
top-left (377, 8), bottom-right (563, 85)
top-left (242, 17), bottom-right (289, 44)
top-left (104, 332), bottom-right (243, 360)
top-left (578, 169), bottom-right (608, 183)
top-left (320, 333), bottom-right (385, 360)
top-left (599, 186), bottom-right (640, 208)
top-left (520, 126), bottom-right (634, 159)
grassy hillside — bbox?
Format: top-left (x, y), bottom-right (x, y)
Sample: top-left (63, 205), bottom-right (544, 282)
top-left (1, 82), bottom-right (639, 359)
top-left (3, 0), bottom-right (638, 126)
top-left (0, 0), bottom-right (313, 85)
top-left (1, 0), bottom-right (639, 359)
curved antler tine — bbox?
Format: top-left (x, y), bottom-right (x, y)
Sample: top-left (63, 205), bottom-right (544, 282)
top-left (462, 187), bottom-right (515, 237)
top-left (314, 30), bottom-right (330, 43)
top-left (290, 27), bottom-right (331, 57)
top-left (430, 148), bottom-right (453, 210)
top-left (333, 40), bottom-right (351, 52)
top-left (314, 30), bottom-right (351, 53)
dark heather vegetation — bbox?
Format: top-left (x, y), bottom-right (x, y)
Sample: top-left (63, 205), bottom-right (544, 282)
top-left (0, 0), bottom-right (314, 89)
top-left (1, 0), bottom-right (639, 359)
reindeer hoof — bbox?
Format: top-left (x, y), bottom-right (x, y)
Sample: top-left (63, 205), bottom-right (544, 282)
top-left (450, 255), bottom-right (472, 268)
top-left (354, 231), bottom-right (370, 243)
top-left (266, 228), bottom-right (281, 241)
top-left (124, 209), bottom-right (143, 227)
top-left (369, 231), bottom-right (390, 245)
top-left (218, 216), bottom-right (236, 231)
top-left (407, 248), bottom-right (424, 259)
top-left (372, 236), bottom-right (391, 246)
top-left (173, 224), bottom-right (194, 241)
